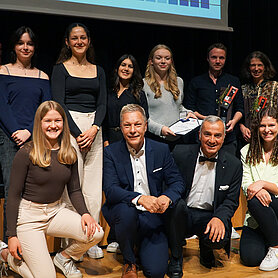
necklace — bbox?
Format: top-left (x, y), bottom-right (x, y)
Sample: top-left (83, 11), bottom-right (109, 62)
top-left (70, 60), bottom-right (90, 73)
top-left (71, 59), bottom-right (89, 66)
top-left (15, 63), bottom-right (32, 75)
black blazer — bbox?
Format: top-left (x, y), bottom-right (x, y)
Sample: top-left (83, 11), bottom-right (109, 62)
top-left (173, 144), bottom-right (242, 229)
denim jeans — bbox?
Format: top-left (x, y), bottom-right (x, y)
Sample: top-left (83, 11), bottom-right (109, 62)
top-left (0, 128), bottom-right (18, 242)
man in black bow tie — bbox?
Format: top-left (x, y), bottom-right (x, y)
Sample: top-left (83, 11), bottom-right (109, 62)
top-left (166, 115), bottom-right (242, 278)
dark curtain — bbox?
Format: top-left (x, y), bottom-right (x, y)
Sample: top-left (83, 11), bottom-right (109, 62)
top-left (0, 0), bottom-right (277, 90)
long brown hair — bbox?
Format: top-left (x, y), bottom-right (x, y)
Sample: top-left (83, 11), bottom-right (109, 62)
top-left (112, 54), bottom-right (143, 101)
top-left (241, 51), bottom-right (276, 83)
top-left (30, 101), bottom-right (77, 167)
top-left (56, 23), bottom-right (95, 64)
top-left (145, 44), bottom-right (180, 100)
top-left (246, 107), bottom-right (278, 166)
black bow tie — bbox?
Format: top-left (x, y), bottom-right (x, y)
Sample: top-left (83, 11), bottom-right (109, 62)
top-left (199, 156), bottom-right (217, 163)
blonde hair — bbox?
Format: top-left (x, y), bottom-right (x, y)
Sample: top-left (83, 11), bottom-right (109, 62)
top-left (30, 101), bottom-right (77, 167)
top-left (145, 44), bottom-right (180, 100)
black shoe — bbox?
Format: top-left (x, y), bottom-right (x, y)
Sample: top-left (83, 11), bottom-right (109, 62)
top-left (167, 256), bottom-right (183, 278)
top-left (199, 245), bottom-right (215, 269)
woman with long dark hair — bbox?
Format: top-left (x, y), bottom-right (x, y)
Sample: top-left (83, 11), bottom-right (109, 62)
top-left (103, 53), bottom-right (148, 146)
top-left (0, 26), bottom-right (51, 242)
top-left (51, 22), bottom-right (107, 259)
top-left (240, 107), bottom-right (278, 271)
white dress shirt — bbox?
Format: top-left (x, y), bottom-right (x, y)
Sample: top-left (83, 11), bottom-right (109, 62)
top-left (187, 150), bottom-right (217, 210)
top-left (127, 141), bottom-right (150, 211)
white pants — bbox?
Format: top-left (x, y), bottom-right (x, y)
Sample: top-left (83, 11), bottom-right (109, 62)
top-left (17, 199), bottom-right (104, 278)
top-left (63, 111), bottom-right (103, 223)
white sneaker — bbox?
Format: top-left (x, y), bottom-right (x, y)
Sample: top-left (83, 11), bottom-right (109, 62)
top-left (87, 245), bottom-right (104, 259)
top-left (259, 247), bottom-right (278, 271)
top-left (0, 262), bottom-right (8, 278)
top-left (231, 227), bottom-right (240, 239)
top-left (0, 241), bottom-right (8, 253)
top-left (0, 240), bottom-right (33, 278)
top-left (7, 253), bottom-right (34, 278)
top-left (53, 253), bottom-right (82, 278)
top-left (186, 235), bottom-right (198, 240)
top-left (0, 241), bottom-right (8, 277)
top-left (107, 242), bottom-right (119, 253)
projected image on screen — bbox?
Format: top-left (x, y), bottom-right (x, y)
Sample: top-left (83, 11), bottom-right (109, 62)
top-left (58, 0), bottom-right (221, 19)
top-left (1, 0), bottom-right (230, 31)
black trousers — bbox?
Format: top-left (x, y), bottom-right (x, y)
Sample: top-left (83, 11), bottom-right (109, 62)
top-left (166, 199), bottom-right (230, 259)
top-left (240, 195), bottom-right (278, 266)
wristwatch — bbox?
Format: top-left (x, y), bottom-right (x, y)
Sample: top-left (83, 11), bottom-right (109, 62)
top-left (92, 124), bottom-right (100, 131)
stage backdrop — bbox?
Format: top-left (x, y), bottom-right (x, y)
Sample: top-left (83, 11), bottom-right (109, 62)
top-left (0, 0), bottom-right (277, 90)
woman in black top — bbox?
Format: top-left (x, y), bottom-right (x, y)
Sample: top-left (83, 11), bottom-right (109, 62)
top-left (103, 54), bottom-right (148, 146)
top-left (51, 23), bottom-right (107, 259)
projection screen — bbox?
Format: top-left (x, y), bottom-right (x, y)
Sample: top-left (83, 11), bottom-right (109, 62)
top-left (0, 0), bottom-right (232, 31)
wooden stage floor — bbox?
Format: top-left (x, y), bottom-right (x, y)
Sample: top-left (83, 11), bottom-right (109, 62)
top-left (5, 237), bottom-right (277, 277)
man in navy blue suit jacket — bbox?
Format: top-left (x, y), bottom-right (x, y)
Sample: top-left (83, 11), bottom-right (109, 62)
top-left (102, 104), bottom-right (184, 278)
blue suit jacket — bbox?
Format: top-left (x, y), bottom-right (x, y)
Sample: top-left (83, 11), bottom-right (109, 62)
top-left (102, 138), bottom-right (185, 211)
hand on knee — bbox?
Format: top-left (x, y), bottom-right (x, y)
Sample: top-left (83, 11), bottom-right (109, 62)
top-left (204, 217), bottom-right (225, 243)
top-left (87, 227), bottom-right (104, 244)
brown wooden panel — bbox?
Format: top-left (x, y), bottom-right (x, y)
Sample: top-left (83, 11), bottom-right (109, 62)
top-left (99, 191), bottom-right (109, 247)
top-left (232, 189), bottom-right (247, 228)
top-left (46, 236), bottom-right (61, 253)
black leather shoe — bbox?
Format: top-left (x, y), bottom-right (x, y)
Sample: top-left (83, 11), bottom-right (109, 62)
top-left (167, 256), bottom-right (183, 278)
top-left (199, 245), bottom-right (215, 269)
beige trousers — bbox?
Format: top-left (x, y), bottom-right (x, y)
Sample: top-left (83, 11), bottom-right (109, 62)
top-left (64, 111), bottom-right (103, 223)
top-left (17, 199), bottom-right (104, 278)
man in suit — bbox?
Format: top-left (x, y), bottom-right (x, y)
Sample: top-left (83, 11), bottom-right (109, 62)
top-left (102, 104), bottom-right (185, 278)
top-left (167, 115), bottom-right (242, 278)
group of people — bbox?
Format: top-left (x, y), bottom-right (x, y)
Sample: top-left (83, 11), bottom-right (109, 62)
top-left (0, 21), bottom-right (277, 278)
